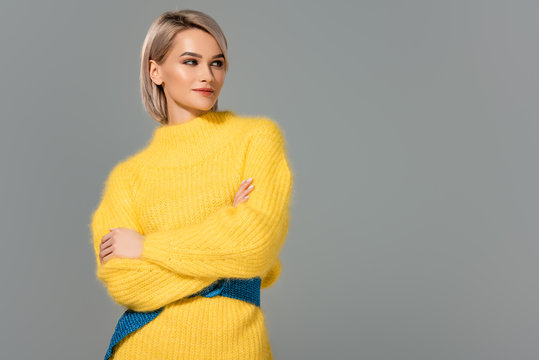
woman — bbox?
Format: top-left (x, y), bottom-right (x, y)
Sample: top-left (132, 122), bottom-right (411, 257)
top-left (90, 9), bottom-right (294, 360)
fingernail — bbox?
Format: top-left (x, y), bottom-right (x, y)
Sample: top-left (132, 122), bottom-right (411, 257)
top-left (241, 179), bottom-right (245, 184)
top-left (247, 178), bottom-right (253, 183)
top-left (248, 184), bottom-right (254, 189)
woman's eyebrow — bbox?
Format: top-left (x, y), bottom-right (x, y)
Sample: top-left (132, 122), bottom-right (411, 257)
top-left (180, 51), bottom-right (224, 59)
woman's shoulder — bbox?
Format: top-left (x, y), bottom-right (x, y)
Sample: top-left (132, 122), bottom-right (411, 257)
top-left (228, 111), bottom-right (286, 139)
top-left (105, 153), bottom-right (141, 183)
top-left (228, 112), bottom-right (289, 160)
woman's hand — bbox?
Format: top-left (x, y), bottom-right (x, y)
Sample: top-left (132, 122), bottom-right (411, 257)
top-left (100, 227), bottom-right (145, 264)
top-left (233, 177), bottom-right (255, 207)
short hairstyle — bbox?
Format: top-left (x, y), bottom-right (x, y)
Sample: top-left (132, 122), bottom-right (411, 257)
top-left (140, 9), bottom-right (229, 125)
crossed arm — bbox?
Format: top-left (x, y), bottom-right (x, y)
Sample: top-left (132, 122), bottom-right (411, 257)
top-left (90, 121), bottom-right (293, 311)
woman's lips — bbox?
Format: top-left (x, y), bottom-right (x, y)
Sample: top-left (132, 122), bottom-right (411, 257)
top-left (193, 89), bottom-right (214, 96)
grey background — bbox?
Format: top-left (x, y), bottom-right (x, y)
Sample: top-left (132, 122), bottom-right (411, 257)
top-left (1, 0), bottom-right (538, 359)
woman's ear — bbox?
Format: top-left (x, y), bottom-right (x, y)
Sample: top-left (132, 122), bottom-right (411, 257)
top-left (148, 60), bottom-right (163, 86)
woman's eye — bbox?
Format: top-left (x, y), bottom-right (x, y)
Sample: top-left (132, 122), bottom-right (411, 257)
top-left (182, 59), bottom-right (223, 67)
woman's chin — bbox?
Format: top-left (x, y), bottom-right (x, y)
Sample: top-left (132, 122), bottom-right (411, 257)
top-left (193, 102), bottom-right (217, 112)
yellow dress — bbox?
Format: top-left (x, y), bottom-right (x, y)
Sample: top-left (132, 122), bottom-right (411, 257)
top-left (89, 110), bottom-right (294, 359)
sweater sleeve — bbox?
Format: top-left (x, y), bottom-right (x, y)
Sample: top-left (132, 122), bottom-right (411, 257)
top-left (90, 161), bottom-right (219, 312)
top-left (141, 119), bottom-right (294, 279)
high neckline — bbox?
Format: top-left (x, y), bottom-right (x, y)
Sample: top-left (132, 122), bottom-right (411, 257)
top-left (135, 109), bottom-right (247, 167)
top-left (152, 110), bottom-right (234, 147)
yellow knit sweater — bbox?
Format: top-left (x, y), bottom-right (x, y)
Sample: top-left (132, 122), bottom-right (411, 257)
top-left (89, 110), bottom-right (294, 359)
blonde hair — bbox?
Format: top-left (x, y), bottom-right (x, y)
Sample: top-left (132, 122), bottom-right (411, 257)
top-left (140, 9), bottom-right (229, 125)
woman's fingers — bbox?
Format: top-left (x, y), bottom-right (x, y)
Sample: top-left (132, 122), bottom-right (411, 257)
top-left (101, 246), bottom-right (114, 258)
top-left (240, 178), bottom-right (253, 188)
top-left (238, 178), bottom-right (254, 195)
top-left (240, 184), bottom-right (254, 197)
top-left (100, 245), bottom-right (114, 263)
top-left (242, 178), bottom-right (254, 194)
top-left (100, 237), bottom-right (112, 250)
top-left (234, 178), bottom-right (255, 206)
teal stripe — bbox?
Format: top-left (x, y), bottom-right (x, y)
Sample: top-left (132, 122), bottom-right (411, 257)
top-left (104, 277), bottom-right (261, 360)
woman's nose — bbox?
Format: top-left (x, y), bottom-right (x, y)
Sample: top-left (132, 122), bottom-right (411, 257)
top-left (199, 65), bottom-right (213, 82)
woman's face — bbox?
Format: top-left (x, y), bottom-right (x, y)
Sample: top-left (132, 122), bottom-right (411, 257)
top-left (149, 28), bottom-right (226, 116)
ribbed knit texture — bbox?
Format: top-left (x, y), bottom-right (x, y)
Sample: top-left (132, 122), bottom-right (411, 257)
top-left (89, 110), bottom-right (294, 359)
